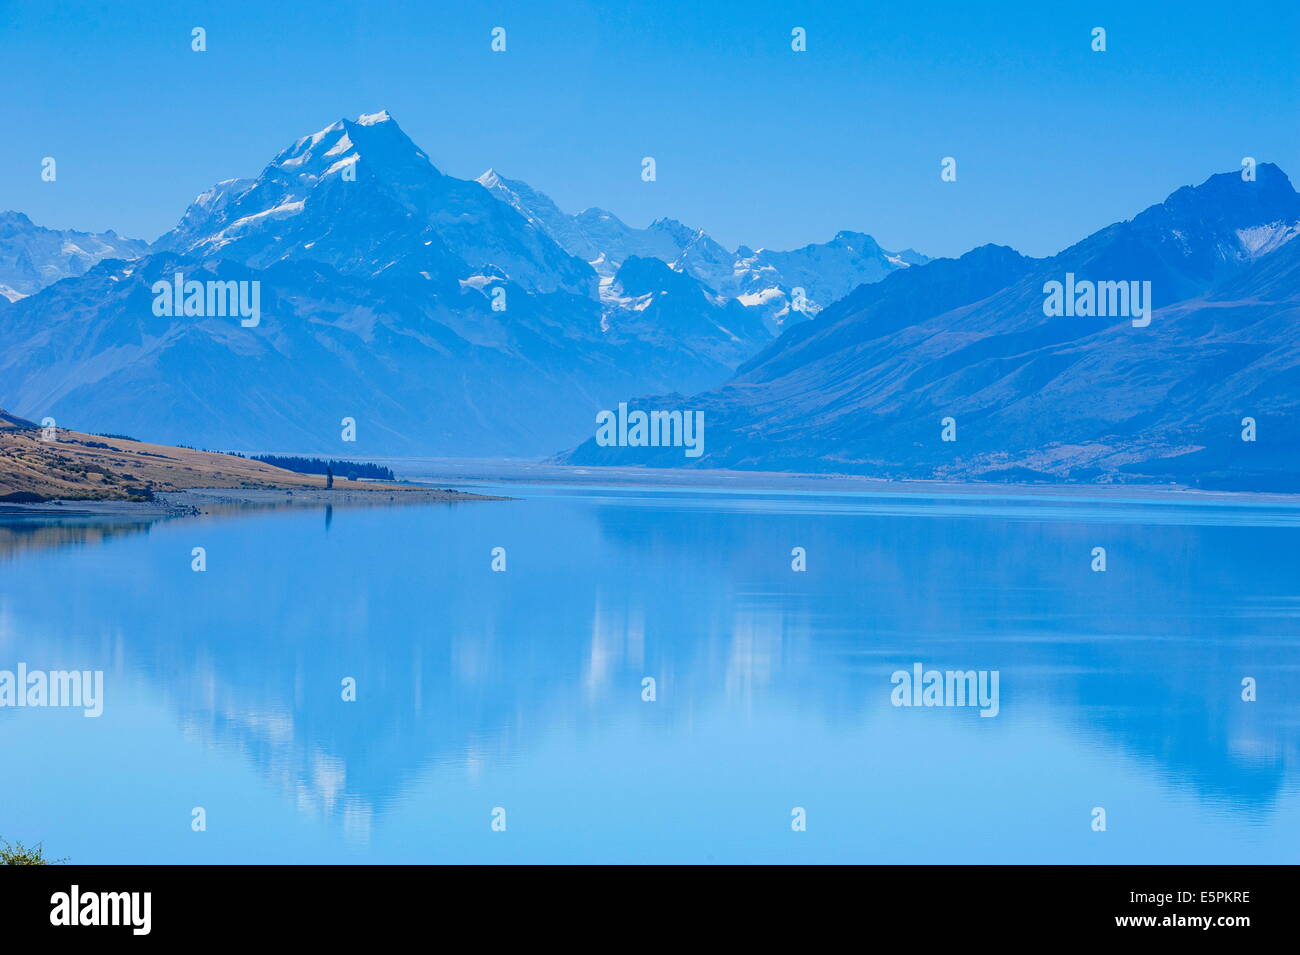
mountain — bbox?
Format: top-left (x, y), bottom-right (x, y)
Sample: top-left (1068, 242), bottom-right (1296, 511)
top-left (477, 169), bottom-right (927, 324)
top-left (477, 170), bottom-right (729, 280)
top-left (731, 232), bottom-right (929, 318)
top-left (2, 111), bottom-right (921, 459)
top-left (0, 245), bottom-right (770, 456)
top-left (0, 211), bottom-right (148, 301)
top-left (156, 111), bottom-right (597, 296)
top-left (0, 111), bottom-right (787, 455)
top-left (558, 164), bottom-right (1300, 492)
top-left (601, 256), bottom-right (771, 368)
top-left (0, 408), bottom-right (37, 429)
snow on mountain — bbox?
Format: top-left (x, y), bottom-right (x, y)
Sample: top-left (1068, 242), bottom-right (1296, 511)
top-left (558, 164), bottom-right (1300, 492)
top-left (476, 169), bottom-right (599, 262)
top-left (476, 170), bottom-right (927, 323)
top-left (0, 112), bottom-right (786, 455)
top-left (0, 211), bottom-right (148, 300)
top-left (600, 256), bottom-right (771, 369)
top-left (731, 232), bottom-right (931, 322)
top-left (157, 111), bottom-right (596, 296)
top-left (0, 248), bottom-right (767, 456)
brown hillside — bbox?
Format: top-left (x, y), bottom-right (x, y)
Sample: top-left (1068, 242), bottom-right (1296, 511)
top-left (0, 412), bottom-right (372, 501)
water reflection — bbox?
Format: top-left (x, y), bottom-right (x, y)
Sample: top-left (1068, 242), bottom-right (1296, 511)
top-left (0, 515), bottom-right (157, 562)
top-left (1, 486), bottom-right (1297, 861)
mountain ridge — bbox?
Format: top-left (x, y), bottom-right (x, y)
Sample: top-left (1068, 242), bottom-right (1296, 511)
top-left (557, 164), bottom-right (1300, 491)
top-left (0, 211), bottom-right (149, 301)
top-left (476, 165), bottom-right (928, 324)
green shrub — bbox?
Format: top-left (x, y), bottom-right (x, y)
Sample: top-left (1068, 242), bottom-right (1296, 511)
top-left (0, 838), bottom-right (66, 865)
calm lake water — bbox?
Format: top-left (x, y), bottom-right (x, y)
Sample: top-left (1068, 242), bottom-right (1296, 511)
top-left (1, 482), bottom-right (1298, 863)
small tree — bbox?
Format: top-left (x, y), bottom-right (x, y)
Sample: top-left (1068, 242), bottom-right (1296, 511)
top-left (325, 465), bottom-right (334, 490)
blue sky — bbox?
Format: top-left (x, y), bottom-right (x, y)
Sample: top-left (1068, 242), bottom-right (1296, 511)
top-left (1, 0), bottom-right (1296, 258)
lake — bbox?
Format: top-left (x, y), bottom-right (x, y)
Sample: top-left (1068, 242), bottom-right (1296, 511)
top-left (1, 482), bottom-right (1297, 863)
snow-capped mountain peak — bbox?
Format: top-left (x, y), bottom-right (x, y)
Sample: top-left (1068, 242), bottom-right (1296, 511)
top-left (472, 174), bottom-right (927, 320)
top-left (0, 210), bottom-right (148, 300)
top-left (155, 112), bottom-right (594, 294)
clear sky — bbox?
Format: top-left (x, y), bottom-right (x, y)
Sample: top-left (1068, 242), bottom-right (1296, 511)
top-left (2, 0), bottom-right (1296, 259)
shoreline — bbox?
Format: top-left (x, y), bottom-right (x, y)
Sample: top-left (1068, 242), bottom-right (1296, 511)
top-left (3, 468), bottom-right (1298, 519)
top-left (382, 458), bottom-right (1300, 507)
top-left (0, 485), bottom-right (509, 519)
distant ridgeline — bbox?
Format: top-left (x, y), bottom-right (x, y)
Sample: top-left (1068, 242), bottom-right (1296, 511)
top-left (248, 455), bottom-right (396, 482)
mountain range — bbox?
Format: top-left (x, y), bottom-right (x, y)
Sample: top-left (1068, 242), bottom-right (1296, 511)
top-left (0, 110), bottom-right (919, 456)
top-left (0, 211), bottom-right (147, 302)
top-left (3, 110), bottom-right (1297, 490)
top-left (477, 168), bottom-right (926, 324)
top-left (560, 164), bottom-right (1300, 491)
